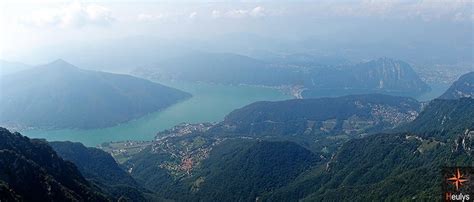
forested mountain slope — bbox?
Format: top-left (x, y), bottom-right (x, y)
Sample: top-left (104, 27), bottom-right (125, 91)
top-left (0, 128), bottom-right (108, 201)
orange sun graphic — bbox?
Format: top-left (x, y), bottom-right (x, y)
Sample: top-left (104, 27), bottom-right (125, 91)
top-left (447, 168), bottom-right (468, 191)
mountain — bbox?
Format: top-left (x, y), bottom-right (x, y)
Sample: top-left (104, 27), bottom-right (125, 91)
top-left (268, 132), bottom-right (472, 201)
top-left (134, 53), bottom-right (429, 98)
top-left (0, 127), bottom-right (108, 201)
top-left (301, 58), bottom-right (430, 97)
top-left (191, 140), bottom-right (318, 201)
top-left (50, 141), bottom-right (138, 187)
top-left (220, 94), bottom-right (421, 137)
top-left (0, 59), bottom-right (191, 129)
top-left (397, 98), bottom-right (474, 140)
top-left (212, 93), bottom-right (421, 154)
top-left (439, 71), bottom-right (474, 99)
top-left (49, 141), bottom-right (153, 201)
top-left (266, 98), bottom-right (474, 201)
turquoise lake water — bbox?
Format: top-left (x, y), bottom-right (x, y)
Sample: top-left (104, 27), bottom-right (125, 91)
top-left (21, 81), bottom-right (291, 146)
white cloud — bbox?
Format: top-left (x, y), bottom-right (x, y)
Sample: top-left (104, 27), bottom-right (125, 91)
top-left (211, 10), bottom-right (221, 18)
top-left (136, 11), bottom-right (199, 22)
top-left (212, 6), bottom-right (266, 19)
top-left (137, 13), bottom-right (165, 22)
top-left (189, 11), bottom-right (198, 19)
top-left (408, 0), bottom-right (473, 22)
top-left (249, 6), bottom-right (265, 17)
top-left (226, 9), bottom-right (249, 18)
top-left (325, 0), bottom-right (473, 22)
top-left (21, 1), bottom-right (114, 28)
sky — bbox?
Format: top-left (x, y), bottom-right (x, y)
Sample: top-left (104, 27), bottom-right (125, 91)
top-left (0, 0), bottom-right (472, 64)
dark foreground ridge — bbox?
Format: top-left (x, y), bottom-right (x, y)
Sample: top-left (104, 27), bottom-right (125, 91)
top-left (0, 128), bottom-right (108, 201)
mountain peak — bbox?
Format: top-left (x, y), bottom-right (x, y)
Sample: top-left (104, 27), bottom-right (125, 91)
top-left (44, 59), bottom-right (77, 70)
top-left (375, 57), bottom-right (398, 64)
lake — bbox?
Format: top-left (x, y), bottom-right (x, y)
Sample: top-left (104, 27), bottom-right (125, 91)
top-left (20, 81), bottom-right (449, 147)
top-left (21, 81), bottom-right (291, 146)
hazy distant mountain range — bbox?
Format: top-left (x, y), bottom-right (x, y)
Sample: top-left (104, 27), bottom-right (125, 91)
top-left (11, 31), bottom-right (472, 71)
top-left (301, 57), bottom-right (430, 97)
top-left (0, 59), bottom-right (191, 129)
top-left (133, 53), bottom-right (429, 98)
